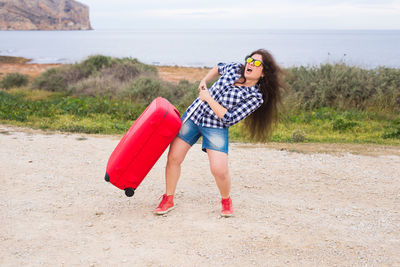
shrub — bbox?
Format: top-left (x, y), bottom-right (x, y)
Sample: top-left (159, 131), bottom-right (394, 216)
top-left (176, 80), bottom-right (198, 108)
top-left (120, 77), bottom-right (198, 107)
top-left (382, 127), bottom-right (400, 139)
top-left (80, 55), bottom-right (113, 76)
top-left (382, 119), bottom-right (400, 139)
top-left (285, 64), bottom-right (400, 112)
top-left (115, 57), bottom-right (158, 77)
top-left (33, 65), bottom-right (84, 92)
top-left (121, 77), bottom-right (164, 105)
top-left (0, 91), bottom-right (28, 121)
top-left (0, 73), bottom-right (29, 89)
top-left (33, 56), bottom-right (159, 98)
top-left (68, 75), bottom-right (125, 97)
top-left (332, 118), bottom-right (359, 131)
top-left (291, 129), bottom-right (306, 142)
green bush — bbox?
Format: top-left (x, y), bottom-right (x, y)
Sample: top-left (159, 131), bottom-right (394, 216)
top-left (0, 73), bottom-right (29, 89)
top-left (291, 130), bottom-right (306, 142)
top-left (121, 77), bottom-right (164, 105)
top-left (120, 77), bottom-right (197, 107)
top-left (0, 91), bottom-right (28, 121)
top-left (285, 64), bottom-right (400, 112)
top-left (33, 56), bottom-right (159, 97)
top-left (32, 65), bottom-right (84, 92)
top-left (80, 55), bottom-right (113, 76)
top-left (382, 118), bottom-right (400, 139)
top-left (332, 118), bottom-right (359, 131)
top-left (382, 127), bottom-right (400, 139)
top-left (177, 80), bottom-right (198, 108)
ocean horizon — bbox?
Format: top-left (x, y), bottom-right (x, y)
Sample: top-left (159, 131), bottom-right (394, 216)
top-left (1, 29), bottom-right (400, 68)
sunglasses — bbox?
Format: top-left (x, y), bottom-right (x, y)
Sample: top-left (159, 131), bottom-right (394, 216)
top-left (246, 57), bottom-right (264, 67)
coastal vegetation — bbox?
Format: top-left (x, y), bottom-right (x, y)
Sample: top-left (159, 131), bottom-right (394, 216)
top-left (0, 73), bottom-right (29, 89)
top-left (1, 55), bottom-right (399, 144)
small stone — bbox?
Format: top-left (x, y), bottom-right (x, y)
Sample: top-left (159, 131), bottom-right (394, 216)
top-left (87, 223), bottom-right (93, 227)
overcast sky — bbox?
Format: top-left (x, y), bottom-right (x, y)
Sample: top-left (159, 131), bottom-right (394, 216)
top-left (77, 0), bottom-right (400, 30)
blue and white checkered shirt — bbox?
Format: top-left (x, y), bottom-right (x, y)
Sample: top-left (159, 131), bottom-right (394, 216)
top-left (184, 62), bottom-right (264, 128)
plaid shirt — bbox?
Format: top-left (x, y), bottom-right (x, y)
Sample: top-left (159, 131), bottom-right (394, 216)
top-left (185, 62), bottom-right (264, 128)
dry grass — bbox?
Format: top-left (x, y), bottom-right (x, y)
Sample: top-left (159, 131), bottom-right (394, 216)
top-left (156, 65), bottom-right (210, 83)
top-left (0, 63), bottom-right (61, 79)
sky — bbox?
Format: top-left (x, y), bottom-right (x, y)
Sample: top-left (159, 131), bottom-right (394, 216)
top-left (77, 0), bottom-right (400, 30)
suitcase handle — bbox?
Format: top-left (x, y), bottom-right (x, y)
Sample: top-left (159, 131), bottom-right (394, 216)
top-left (174, 107), bottom-right (180, 118)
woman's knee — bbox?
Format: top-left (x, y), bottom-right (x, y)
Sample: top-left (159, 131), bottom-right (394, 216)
top-left (207, 149), bottom-right (230, 179)
top-left (167, 138), bottom-right (190, 166)
top-left (210, 165), bottom-right (229, 180)
top-left (167, 150), bottom-right (184, 166)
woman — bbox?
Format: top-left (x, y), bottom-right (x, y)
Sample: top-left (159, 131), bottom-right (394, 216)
top-left (154, 49), bottom-right (284, 217)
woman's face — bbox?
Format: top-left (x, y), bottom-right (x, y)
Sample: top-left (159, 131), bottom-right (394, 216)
top-left (244, 53), bottom-right (264, 81)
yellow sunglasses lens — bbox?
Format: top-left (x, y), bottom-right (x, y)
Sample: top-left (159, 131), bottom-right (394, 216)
top-left (246, 57), bottom-right (262, 67)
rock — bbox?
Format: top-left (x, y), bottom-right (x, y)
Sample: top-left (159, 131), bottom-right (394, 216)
top-left (0, 0), bottom-right (92, 30)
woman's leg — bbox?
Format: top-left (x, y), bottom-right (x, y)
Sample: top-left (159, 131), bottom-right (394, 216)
top-left (206, 149), bottom-right (231, 198)
top-left (154, 137), bottom-right (191, 215)
top-left (165, 137), bottom-right (191, 195)
top-left (207, 149), bottom-right (233, 216)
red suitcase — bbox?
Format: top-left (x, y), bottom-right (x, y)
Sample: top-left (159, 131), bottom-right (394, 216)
top-left (104, 97), bottom-right (181, 197)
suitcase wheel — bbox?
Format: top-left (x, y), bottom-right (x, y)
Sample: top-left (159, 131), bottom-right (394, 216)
top-left (104, 173), bottom-right (110, 182)
top-left (125, 188), bottom-right (135, 197)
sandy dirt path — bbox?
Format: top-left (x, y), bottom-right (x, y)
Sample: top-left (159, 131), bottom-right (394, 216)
top-left (1, 125), bottom-right (399, 266)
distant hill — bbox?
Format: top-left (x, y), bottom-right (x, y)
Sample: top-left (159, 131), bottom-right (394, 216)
top-left (0, 0), bottom-right (92, 30)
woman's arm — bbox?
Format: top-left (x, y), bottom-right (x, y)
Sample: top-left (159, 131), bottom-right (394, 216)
top-left (220, 96), bottom-right (263, 126)
top-left (198, 66), bottom-right (227, 118)
top-left (199, 89), bottom-right (227, 119)
top-left (198, 66), bottom-right (220, 91)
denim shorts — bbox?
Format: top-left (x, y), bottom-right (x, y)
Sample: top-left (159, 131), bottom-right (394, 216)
top-left (177, 117), bottom-right (229, 154)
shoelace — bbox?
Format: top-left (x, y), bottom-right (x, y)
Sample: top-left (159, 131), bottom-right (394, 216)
top-left (221, 199), bottom-right (231, 210)
top-left (157, 195), bottom-right (168, 208)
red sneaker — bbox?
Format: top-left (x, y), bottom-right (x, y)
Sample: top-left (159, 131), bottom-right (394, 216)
top-left (153, 194), bottom-right (174, 215)
top-left (221, 197), bottom-right (234, 217)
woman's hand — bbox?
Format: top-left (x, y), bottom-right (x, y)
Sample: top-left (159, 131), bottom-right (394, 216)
top-left (199, 86), bottom-right (211, 102)
top-left (198, 79), bottom-right (207, 92)
top-left (199, 87), bottom-right (227, 119)
top-left (196, 66), bottom-right (227, 118)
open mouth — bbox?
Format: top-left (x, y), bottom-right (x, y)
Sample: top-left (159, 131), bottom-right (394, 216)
top-left (246, 67), bottom-right (253, 74)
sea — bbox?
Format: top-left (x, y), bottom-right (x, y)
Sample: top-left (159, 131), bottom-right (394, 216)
top-left (1, 29), bottom-right (400, 68)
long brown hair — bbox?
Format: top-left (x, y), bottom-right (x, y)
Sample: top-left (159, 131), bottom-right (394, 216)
top-left (239, 49), bottom-right (285, 141)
